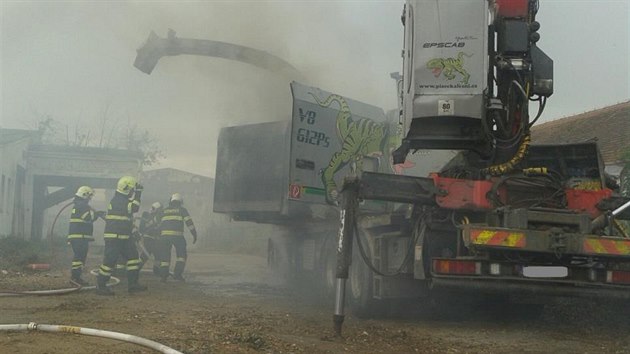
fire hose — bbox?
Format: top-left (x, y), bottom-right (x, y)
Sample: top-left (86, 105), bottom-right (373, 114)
top-left (0, 322), bottom-right (183, 354)
top-left (0, 270), bottom-right (119, 297)
top-left (48, 201), bottom-right (75, 262)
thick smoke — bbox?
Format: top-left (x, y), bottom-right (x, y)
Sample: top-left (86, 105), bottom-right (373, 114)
top-left (1, 1), bottom-right (404, 177)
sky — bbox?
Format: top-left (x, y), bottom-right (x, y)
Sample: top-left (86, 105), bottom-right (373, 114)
top-left (1, 0), bottom-right (629, 177)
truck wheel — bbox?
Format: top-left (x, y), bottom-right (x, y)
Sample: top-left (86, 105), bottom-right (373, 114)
top-left (267, 236), bottom-right (294, 281)
top-left (348, 238), bottom-right (385, 318)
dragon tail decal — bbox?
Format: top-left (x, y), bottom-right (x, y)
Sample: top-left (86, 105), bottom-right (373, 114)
top-left (458, 52), bottom-right (474, 61)
top-left (309, 93), bottom-right (353, 139)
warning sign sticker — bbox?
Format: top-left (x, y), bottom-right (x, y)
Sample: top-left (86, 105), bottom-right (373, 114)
top-left (289, 184), bottom-right (302, 199)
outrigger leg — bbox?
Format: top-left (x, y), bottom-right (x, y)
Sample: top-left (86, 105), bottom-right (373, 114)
top-left (333, 178), bottom-right (360, 337)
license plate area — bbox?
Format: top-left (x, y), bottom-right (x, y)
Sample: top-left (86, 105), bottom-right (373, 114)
top-left (522, 266), bottom-right (568, 278)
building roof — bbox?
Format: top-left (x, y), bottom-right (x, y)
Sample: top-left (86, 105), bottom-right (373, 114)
top-left (0, 129), bottom-right (37, 145)
top-left (28, 144), bottom-right (144, 159)
top-left (141, 167), bottom-right (213, 183)
top-left (531, 101), bottom-right (630, 164)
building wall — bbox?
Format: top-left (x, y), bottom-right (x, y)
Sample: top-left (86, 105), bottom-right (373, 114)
top-left (0, 138), bottom-right (30, 237)
top-left (24, 145), bottom-right (142, 240)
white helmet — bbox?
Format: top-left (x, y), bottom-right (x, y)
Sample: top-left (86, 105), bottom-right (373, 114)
top-left (75, 186), bottom-right (95, 199)
top-left (151, 202), bottom-right (162, 210)
top-left (170, 193), bottom-right (183, 203)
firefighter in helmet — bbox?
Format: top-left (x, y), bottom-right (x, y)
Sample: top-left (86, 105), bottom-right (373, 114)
top-left (96, 176), bottom-right (147, 295)
top-left (67, 186), bottom-right (104, 286)
top-left (139, 202), bottom-right (163, 275)
top-left (158, 193), bottom-right (197, 282)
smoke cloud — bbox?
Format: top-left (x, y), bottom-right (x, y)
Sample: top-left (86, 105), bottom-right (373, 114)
top-left (1, 1), bottom-right (628, 176)
top-left (1, 1), bottom-right (404, 177)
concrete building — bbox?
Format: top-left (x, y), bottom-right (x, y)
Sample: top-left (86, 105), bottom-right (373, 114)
top-left (0, 128), bottom-right (143, 239)
top-left (26, 144), bottom-right (142, 240)
top-left (0, 129), bottom-right (37, 237)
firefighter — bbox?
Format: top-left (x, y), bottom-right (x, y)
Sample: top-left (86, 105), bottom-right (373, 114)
top-left (158, 193), bottom-right (197, 282)
top-left (67, 186), bottom-right (104, 286)
top-left (139, 202), bottom-right (163, 275)
top-left (96, 176), bottom-right (147, 295)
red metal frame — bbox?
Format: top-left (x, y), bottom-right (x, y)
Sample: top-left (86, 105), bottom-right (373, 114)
top-left (431, 174), bottom-right (497, 210)
top-left (565, 188), bottom-right (612, 218)
top-left (495, 0), bottom-right (529, 18)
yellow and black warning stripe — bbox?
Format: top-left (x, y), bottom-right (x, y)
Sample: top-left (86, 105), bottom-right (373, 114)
top-left (470, 229), bottom-right (526, 248)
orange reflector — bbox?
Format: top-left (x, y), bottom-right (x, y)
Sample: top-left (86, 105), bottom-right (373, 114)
top-left (606, 270), bottom-right (630, 284)
top-left (433, 259), bottom-right (480, 275)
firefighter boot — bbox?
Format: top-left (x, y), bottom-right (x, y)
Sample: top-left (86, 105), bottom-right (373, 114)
top-left (96, 275), bottom-right (114, 296)
top-left (127, 270), bottom-right (148, 293)
top-left (173, 261), bottom-right (186, 282)
top-left (71, 268), bottom-right (90, 286)
top-left (160, 266), bottom-right (169, 283)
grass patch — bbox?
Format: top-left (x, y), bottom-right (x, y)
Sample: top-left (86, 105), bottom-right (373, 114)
top-left (0, 236), bottom-right (67, 270)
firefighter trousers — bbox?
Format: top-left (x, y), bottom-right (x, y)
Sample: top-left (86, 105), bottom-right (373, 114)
top-left (97, 238), bottom-right (143, 288)
top-left (70, 239), bottom-right (89, 280)
top-left (158, 236), bottom-right (187, 279)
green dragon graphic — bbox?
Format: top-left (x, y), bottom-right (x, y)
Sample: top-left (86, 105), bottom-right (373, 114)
top-left (621, 163), bottom-right (630, 235)
top-left (309, 93), bottom-right (406, 204)
top-left (426, 52), bottom-right (473, 84)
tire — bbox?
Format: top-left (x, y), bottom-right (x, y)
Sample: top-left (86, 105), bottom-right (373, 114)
top-left (267, 236), bottom-right (294, 281)
top-left (348, 236), bottom-right (386, 318)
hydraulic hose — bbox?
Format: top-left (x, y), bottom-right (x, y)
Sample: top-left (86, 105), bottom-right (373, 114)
top-left (482, 134), bottom-right (531, 176)
top-left (0, 322), bottom-right (183, 354)
top-left (0, 271), bottom-right (119, 297)
top-left (48, 201), bottom-right (74, 261)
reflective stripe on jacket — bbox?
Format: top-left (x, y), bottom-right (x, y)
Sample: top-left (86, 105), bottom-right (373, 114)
top-left (104, 191), bottom-right (140, 239)
top-left (160, 206), bottom-right (195, 237)
top-left (67, 197), bottom-right (96, 240)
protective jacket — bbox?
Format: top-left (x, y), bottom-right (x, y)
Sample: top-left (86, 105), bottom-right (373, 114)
top-left (160, 205), bottom-right (196, 238)
top-left (140, 210), bottom-right (161, 238)
top-left (67, 196), bottom-right (96, 240)
top-left (104, 191), bottom-right (141, 239)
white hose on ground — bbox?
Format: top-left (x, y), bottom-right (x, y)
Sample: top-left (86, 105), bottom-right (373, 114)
top-left (0, 271), bottom-right (119, 297)
top-left (0, 322), bottom-right (183, 354)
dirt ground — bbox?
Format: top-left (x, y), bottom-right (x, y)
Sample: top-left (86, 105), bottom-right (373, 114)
top-left (1, 250), bottom-right (630, 354)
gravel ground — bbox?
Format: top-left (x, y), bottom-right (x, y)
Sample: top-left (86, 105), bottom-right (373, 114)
top-left (1, 251), bottom-right (630, 353)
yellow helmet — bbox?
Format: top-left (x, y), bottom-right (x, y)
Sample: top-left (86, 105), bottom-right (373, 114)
top-left (116, 176), bottom-right (137, 194)
top-left (151, 202), bottom-right (162, 210)
top-left (75, 186), bottom-right (95, 199)
top-left (170, 193), bottom-right (183, 203)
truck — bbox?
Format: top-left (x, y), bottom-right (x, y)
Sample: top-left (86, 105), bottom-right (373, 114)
top-left (135, 0), bottom-right (630, 335)
top-left (212, 0), bottom-right (630, 334)
top-left (328, 0), bottom-right (630, 333)
top-left (213, 81), bottom-right (456, 301)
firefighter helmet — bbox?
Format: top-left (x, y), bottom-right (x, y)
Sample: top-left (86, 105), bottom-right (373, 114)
top-left (116, 176), bottom-right (137, 194)
top-left (151, 202), bottom-right (162, 210)
top-left (170, 193), bottom-right (183, 203)
top-left (75, 186), bottom-right (95, 199)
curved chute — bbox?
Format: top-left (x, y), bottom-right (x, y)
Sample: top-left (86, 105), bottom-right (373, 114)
top-left (134, 29), bottom-right (300, 78)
